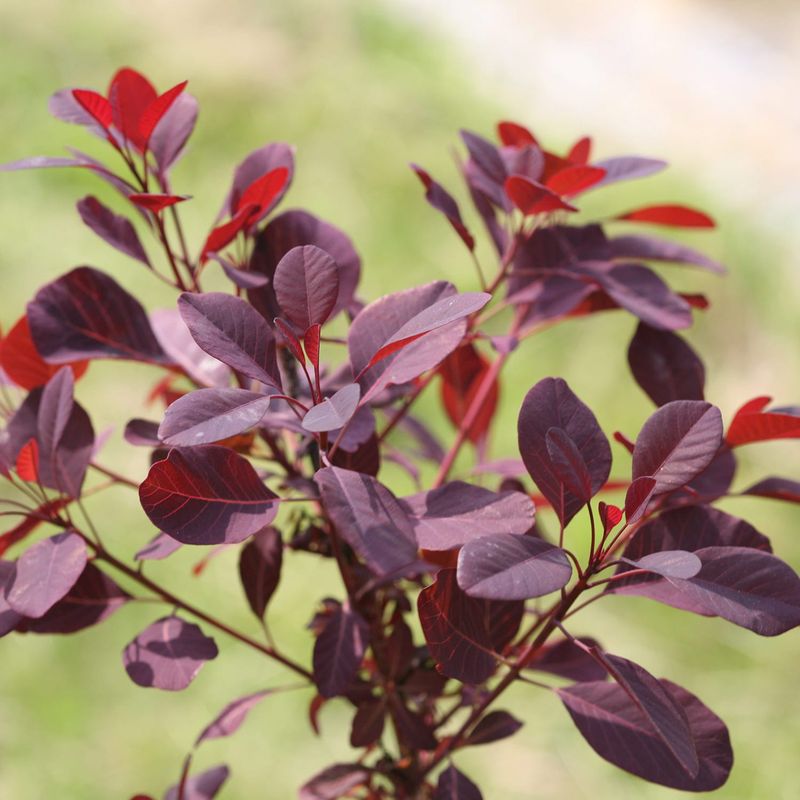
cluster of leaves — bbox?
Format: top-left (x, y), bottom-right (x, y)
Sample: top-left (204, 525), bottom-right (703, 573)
top-left (1, 68), bottom-right (799, 799)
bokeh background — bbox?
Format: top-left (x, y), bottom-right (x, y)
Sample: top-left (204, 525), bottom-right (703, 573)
top-left (1, 1), bottom-right (799, 798)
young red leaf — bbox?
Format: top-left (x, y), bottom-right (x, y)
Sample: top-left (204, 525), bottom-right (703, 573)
top-left (313, 602), bottom-right (369, 698)
top-left (624, 476), bottom-right (657, 525)
top-left (108, 67), bottom-right (157, 150)
top-left (545, 165), bottom-right (606, 197)
top-left (164, 764), bottom-right (229, 800)
top-left (128, 193), bottom-right (190, 213)
top-left (139, 446), bottom-right (279, 545)
top-left (434, 766), bottom-right (483, 800)
top-left (497, 120), bottom-right (538, 147)
top-left (123, 615), bottom-right (218, 691)
top-left (238, 527), bottom-right (283, 620)
top-left (567, 136), bottom-right (592, 164)
top-left (200, 203), bottom-right (258, 261)
top-left (726, 397), bottom-right (800, 447)
top-left (236, 166), bottom-right (289, 219)
top-left (632, 401), bottom-right (723, 494)
top-left (457, 533), bottom-right (572, 600)
top-left (273, 245), bottom-right (340, 332)
top-left (616, 204), bottom-right (715, 228)
top-left (15, 438), bottom-right (39, 482)
top-left (71, 89), bottom-right (113, 129)
top-left (27, 266), bottom-right (169, 364)
top-left (504, 175), bottom-right (577, 215)
top-left (195, 690), bottom-right (272, 746)
top-left (302, 383), bottom-right (361, 434)
top-left (304, 324), bottom-right (321, 370)
top-left (139, 80), bottom-right (188, 146)
top-left (76, 195), bottom-right (150, 265)
top-left (7, 531), bottom-right (87, 618)
top-left (229, 143), bottom-right (294, 218)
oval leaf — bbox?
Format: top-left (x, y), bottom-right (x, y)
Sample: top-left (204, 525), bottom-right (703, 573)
top-left (238, 527), bottom-right (283, 620)
top-left (434, 765), bottom-right (483, 800)
top-left (302, 383), bottom-right (361, 433)
top-left (77, 195), bottom-right (150, 265)
top-left (623, 550), bottom-right (703, 580)
top-left (195, 690), bottom-right (272, 745)
top-left (273, 245), bottom-right (340, 332)
top-left (313, 602), bottom-right (369, 698)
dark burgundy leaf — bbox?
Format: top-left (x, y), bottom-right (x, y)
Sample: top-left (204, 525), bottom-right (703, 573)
top-left (518, 377), bottom-right (611, 527)
top-left (557, 678), bottom-right (731, 790)
top-left (529, 637), bottom-right (608, 683)
top-left (315, 467), bottom-right (419, 576)
top-left (238, 527), bottom-right (283, 619)
top-left (624, 476), bottom-right (656, 525)
top-left (628, 324), bottom-right (705, 406)
top-left (632, 401), bottom-right (723, 494)
top-left (411, 164), bottom-right (474, 250)
top-left (465, 710), bottom-right (523, 746)
top-left (195, 690), bottom-right (271, 745)
top-left (164, 764), bottom-right (229, 800)
top-left (457, 533), bottom-right (572, 600)
top-left (617, 204), bottom-right (715, 228)
top-left (313, 602), bottom-right (369, 698)
top-left (743, 476), bottom-right (800, 504)
top-left (124, 419), bottom-right (161, 447)
top-left (37, 366), bottom-right (75, 483)
top-left (593, 157), bottom-right (667, 186)
top-left (7, 532), bottom-right (87, 618)
top-left (215, 257), bottom-right (270, 289)
top-left (135, 532), bottom-right (183, 561)
top-left (298, 763), bottom-right (368, 800)
top-left (123, 615), bottom-right (218, 691)
top-left (622, 550), bottom-right (702, 580)
top-left (681, 445), bottom-right (737, 503)
top-left (76, 196), bottom-right (150, 265)
top-left (460, 129), bottom-right (506, 184)
top-left (329, 432), bottom-right (381, 477)
top-left (27, 266), bottom-right (169, 364)
top-left (0, 562), bottom-right (23, 636)
top-left (178, 292), bottom-right (281, 389)
top-left (545, 426), bottom-right (593, 503)
top-left (400, 482), bottom-right (535, 551)
top-left (610, 234), bottom-right (725, 274)
top-left (389, 697), bottom-right (437, 750)
top-left (158, 388), bottom-right (273, 446)
top-left (21, 561), bottom-right (130, 634)
top-left (149, 91), bottom-right (198, 172)
top-left (350, 698), bottom-right (386, 747)
top-left (302, 383), bottom-right (361, 433)
top-left (139, 446), bottom-right (279, 545)
top-left (273, 245), bottom-right (339, 333)
top-left (434, 765), bottom-right (483, 800)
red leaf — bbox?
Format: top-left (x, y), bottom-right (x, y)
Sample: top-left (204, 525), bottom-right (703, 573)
top-left (15, 439), bottom-right (39, 482)
top-left (545, 165), bottom-right (606, 197)
top-left (504, 175), bottom-right (577, 215)
top-left (129, 193), bottom-right (190, 213)
top-left (440, 343), bottom-right (498, 443)
top-left (139, 80), bottom-right (188, 146)
top-left (201, 203), bottom-right (258, 261)
top-left (726, 397), bottom-right (800, 447)
top-left (567, 136), bottom-right (592, 164)
top-left (617, 205), bottom-right (715, 229)
top-left (108, 67), bottom-right (157, 150)
top-left (0, 316), bottom-right (88, 390)
top-left (236, 166), bottom-right (289, 217)
top-left (497, 120), bottom-right (538, 147)
top-left (71, 90), bottom-right (112, 129)
top-left (274, 317), bottom-right (306, 365)
top-left (304, 324), bottom-right (321, 371)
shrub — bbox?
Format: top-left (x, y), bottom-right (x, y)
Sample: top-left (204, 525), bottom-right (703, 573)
top-left (1, 68), bottom-right (799, 799)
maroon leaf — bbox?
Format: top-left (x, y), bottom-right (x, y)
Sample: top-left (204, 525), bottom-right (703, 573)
top-left (178, 292), bottom-right (281, 389)
top-left (27, 266), bottom-right (169, 364)
top-left (518, 377), bottom-right (611, 527)
top-left (164, 764), bottom-right (229, 800)
top-left (135, 532), bottom-right (182, 561)
top-left (123, 615), bottom-right (218, 691)
top-left (529, 637), bottom-right (608, 683)
top-left (315, 467), bottom-right (419, 576)
top-left (545, 426), bottom-right (593, 503)
top-left (0, 562), bottom-right (23, 637)
top-left (272, 245), bottom-right (339, 333)
top-left (743, 476), bottom-right (800, 504)
top-left (632, 401), bottom-right (723, 494)
top-left (457, 533), bottom-right (572, 600)
top-left (628, 324), bottom-right (705, 406)
top-left (304, 324), bottom-right (321, 370)
top-left (557, 678), bottom-right (730, 790)
top-left (149, 92), bottom-right (198, 172)
top-left (302, 383), bottom-right (361, 433)
top-left (622, 550), bottom-right (702, 580)
top-left (624, 476), bottom-right (657, 525)
top-left (617, 204), bottom-right (715, 228)
top-left (313, 602), bottom-right (369, 698)
top-left (411, 164), bottom-right (474, 251)
top-left (350, 698), bottom-right (386, 747)
top-left (238, 527), bottom-right (283, 620)
top-left (465, 710), bottom-right (523, 746)
top-left (298, 763), bottom-right (368, 800)
top-left (726, 396), bottom-right (800, 447)
top-left (195, 690), bottom-right (272, 745)
top-left (400, 482), bottom-right (535, 551)
top-left (461, 129), bottom-right (506, 184)
top-left (158, 388), bottom-right (273, 446)
top-left (593, 157), bottom-right (667, 186)
top-left (139, 446), bottom-right (279, 545)
top-left (76, 196), bottom-right (150, 265)
top-left (7, 532), bottom-right (87, 618)
top-left (609, 234), bottom-right (725, 274)
top-left (434, 765), bottom-right (483, 800)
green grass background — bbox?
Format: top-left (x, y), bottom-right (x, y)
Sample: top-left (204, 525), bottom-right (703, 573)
top-left (1, 1), bottom-right (798, 798)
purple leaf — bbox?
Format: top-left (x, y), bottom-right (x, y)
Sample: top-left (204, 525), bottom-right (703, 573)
top-left (411, 164), bottom-right (474, 251)
top-left (315, 466), bottom-right (419, 576)
top-left (465, 710), bottom-right (523, 746)
top-left (624, 476), bottom-right (657, 525)
top-left (457, 533), bottom-right (572, 600)
top-left (743, 476), bottom-right (800, 504)
top-left (238, 527), bottom-right (283, 619)
top-left (610, 234), bottom-right (725, 274)
top-left (164, 764), bottom-right (229, 800)
top-left (518, 377), bottom-right (611, 527)
top-left (434, 765), bottom-right (483, 800)
top-left (76, 196), bottom-right (150, 266)
top-left (228, 142), bottom-right (294, 221)
top-left (20, 561), bottom-right (130, 634)
top-left (614, 546), bottom-right (800, 636)
top-left (139, 446), bottom-right (279, 545)
top-left (557, 678), bottom-right (731, 790)
top-left (400, 482), bottom-right (535, 551)
top-left (313, 602), bottom-right (369, 698)
top-left (150, 92), bottom-right (198, 173)
top-left (0, 155), bottom-right (88, 171)
top-left (0, 562), bottom-right (23, 636)
top-left (195, 690), bottom-right (272, 745)
top-left (27, 266), bottom-right (169, 364)
top-left (350, 698), bottom-right (386, 747)
top-left (593, 156), bottom-right (667, 187)
top-left (545, 426), bottom-right (593, 503)
top-left (623, 550), bottom-right (702, 580)
top-left (125, 418), bottom-right (162, 447)
top-left (632, 401), bottom-right (723, 494)
top-left (158, 388), bottom-right (273, 446)
top-left (298, 763), bottom-right (368, 800)
top-left (529, 637), bottom-right (608, 683)
top-left (7, 532), bottom-right (87, 618)
top-left (178, 292), bottom-right (281, 389)
top-left (302, 383), bottom-right (361, 433)
top-left (628, 324), bottom-right (705, 406)
top-left (214, 257), bottom-right (270, 289)
top-left (418, 568), bottom-right (522, 684)
top-left (461, 129), bottom-right (506, 185)
top-left (123, 615), bottom-right (218, 691)
top-left (249, 209), bottom-right (361, 323)
top-left (135, 532), bottom-right (183, 561)
top-left (273, 245), bottom-right (340, 332)
top-left (37, 367), bottom-right (75, 489)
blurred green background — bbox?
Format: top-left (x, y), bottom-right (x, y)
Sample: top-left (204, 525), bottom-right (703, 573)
top-left (1, 1), bottom-right (799, 798)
